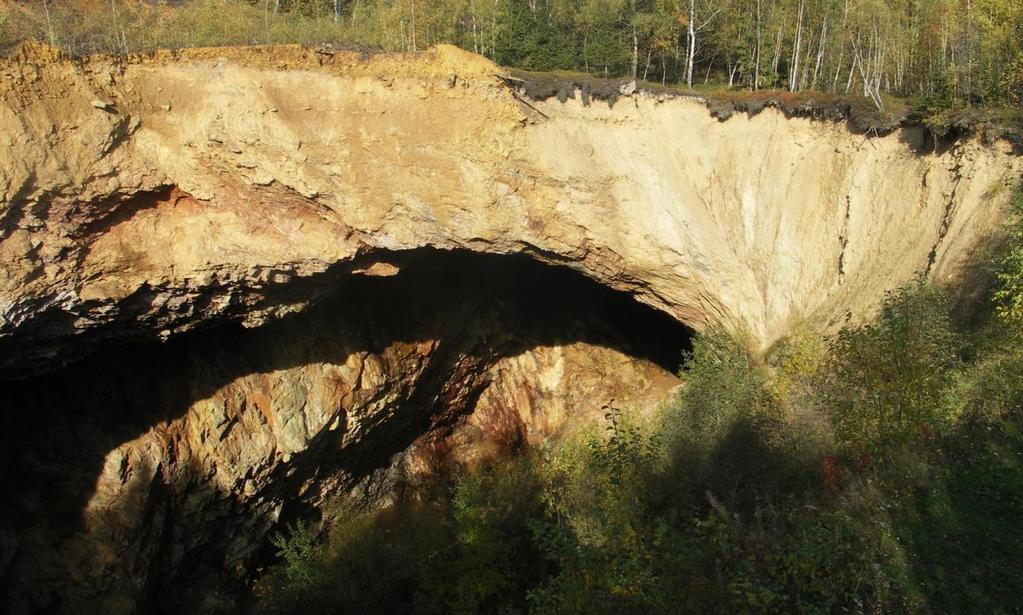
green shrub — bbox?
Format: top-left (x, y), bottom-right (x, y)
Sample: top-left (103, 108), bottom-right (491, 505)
top-left (656, 328), bottom-right (825, 511)
top-left (528, 409), bottom-right (666, 614)
top-left (269, 520), bottom-right (320, 591)
top-left (765, 326), bottom-right (826, 407)
top-left (890, 338), bottom-right (1023, 611)
top-left (994, 183), bottom-right (1023, 324)
top-left (824, 283), bottom-right (960, 452)
top-left (660, 329), bottom-right (775, 466)
top-left (446, 461), bottom-right (543, 614)
top-left (1002, 52), bottom-right (1023, 106)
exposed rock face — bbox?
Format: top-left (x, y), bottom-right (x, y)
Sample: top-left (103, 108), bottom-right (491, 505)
top-left (1, 43), bottom-right (1020, 373)
top-left (0, 42), bottom-right (1020, 613)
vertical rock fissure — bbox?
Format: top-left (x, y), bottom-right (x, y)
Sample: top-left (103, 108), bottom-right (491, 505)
top-left (838, 194), bottom-right (852, 284)
top-left (925, 154), bottom-right (965, 277)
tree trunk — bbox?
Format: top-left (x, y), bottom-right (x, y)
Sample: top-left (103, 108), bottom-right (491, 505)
top-left (832, 47), bottom-right (844, 91)
top-left (584, 33), bottom-right (589, 73)
top-left (632, 27), bottom-right (639, 79)
top-left (410, 0), bottom-right (417, 53)
top-left (43, 0), bottom-right (55, 47)
top-left (789, 0), bottom-right (804, 91)
top-left (470, 0), bottom-right (479, 54)
top-left (754, 0), bottom-right (762, 90)
top-left (772, 27), bottom-right (783, 78)
top-left (846, 53), bottom-right (856, 93)
top-left (686, 0), bottom-right (697, 88)
top-left (812, 15), bottom-right (828, 89)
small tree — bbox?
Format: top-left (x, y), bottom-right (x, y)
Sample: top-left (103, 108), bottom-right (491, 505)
top-left (994, 183), bottom-right (1023, 323)
top-left (269, 520), bottom-right (320, 590)
top-left (825, 284), bottom-right (960, 452)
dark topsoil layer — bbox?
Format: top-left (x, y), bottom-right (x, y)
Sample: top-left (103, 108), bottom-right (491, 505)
top-left (501, 68), bottom-right (1023, 152)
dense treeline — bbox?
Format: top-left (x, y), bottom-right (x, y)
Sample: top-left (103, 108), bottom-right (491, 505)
top-left (256, 185), bottom-right (1023, 613)
top-left (2, 0), bottom-right (1021, 108)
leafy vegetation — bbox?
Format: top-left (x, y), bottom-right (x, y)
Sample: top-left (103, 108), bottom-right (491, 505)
top-left (826, 283), bottom-right (960, 451)
top-left (257, 262), bottom-right (1023, 613)
top-left (995, 182), bottom-right (1023, 323)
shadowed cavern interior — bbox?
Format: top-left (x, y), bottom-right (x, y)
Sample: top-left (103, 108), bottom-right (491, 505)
top-left (0, 249), bottom-right (693, 614)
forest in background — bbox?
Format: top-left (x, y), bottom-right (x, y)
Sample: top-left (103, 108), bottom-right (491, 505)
top-left (1, 0), bottom-right (1022, 111)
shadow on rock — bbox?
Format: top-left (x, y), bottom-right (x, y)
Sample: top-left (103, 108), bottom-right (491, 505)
top-left (0, 249), bottom-right (693, 614)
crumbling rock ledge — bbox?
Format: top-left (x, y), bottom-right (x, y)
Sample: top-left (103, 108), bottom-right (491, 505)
top-left (501, 69), bottom-right (912, 135)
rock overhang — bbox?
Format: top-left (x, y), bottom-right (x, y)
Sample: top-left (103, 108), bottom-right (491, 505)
top-left (0, 41), bottom-right (1021, 375)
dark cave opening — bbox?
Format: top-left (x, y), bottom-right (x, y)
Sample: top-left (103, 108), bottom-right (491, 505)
top-left (358, 249), bottom-right (695, 374)
top-left (0, 249), bottom-right (695, 614)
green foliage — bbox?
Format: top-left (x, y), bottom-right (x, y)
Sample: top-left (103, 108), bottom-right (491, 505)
top-left (495, 0), bottom-right (575, 71)
top-left (576, 1), bottom-right (630, 76)
top-left (765, 325), bottom-right (825, 403)
top-left (675, 329), bottom-right (776, 438)
top-left (1, 0), bottom-right (353, 56)
top-left (447, 463), bottom-right (541, 613)
top-left (674, 489), bottom-right (922, 613)
top-left (257, 461), bottom-right (544, 614)
top-left (657, 329), bottom-right (823, 510)
top-left (923, 68), bottom-right (956, 112)
top-left (269, 521), bottom-right (320, 591)
top-left (892, 338), bottom-right (1023, 611)
top-left (4, 0), bottom-right (1022, 118)
top-left (1002, 53), bottom-right (1023, 106)
top-left (825, 284), bottom-right (960, 451)
top-left (588, 409), bottom-right (661, 490)
top-left (994, 183), bottom-right (1023, 323)
top-left (528, 409), bottom-right (665, 613)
